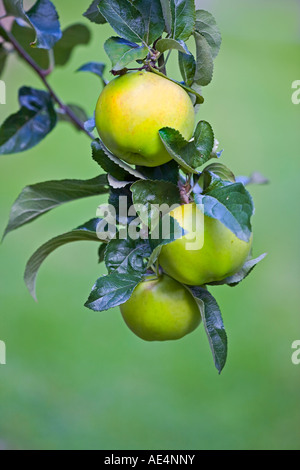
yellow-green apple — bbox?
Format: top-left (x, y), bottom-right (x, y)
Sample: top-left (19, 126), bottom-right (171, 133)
top-left (95, 71), bottom-right (195, 167)
top-left (159, 203), bottom-right (252, 285)
top-left (120, 274), bottom-right (201, 341)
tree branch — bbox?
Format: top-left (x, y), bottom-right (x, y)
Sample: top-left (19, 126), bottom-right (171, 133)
top-left (0, 22), bottom-right (94, 140)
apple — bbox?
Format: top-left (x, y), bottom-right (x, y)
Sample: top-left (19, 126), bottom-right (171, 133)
top-left (120, 274), bottom-right (201, 341)
top-left (159, 203), bottom-right (252, 285)
top-left (95, 71), bottom-right (195, 167)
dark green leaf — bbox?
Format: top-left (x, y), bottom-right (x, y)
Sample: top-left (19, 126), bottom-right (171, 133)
top-left (24, 219), bottom-right (104, 300)
top-left (11, 21), bottom-right (49, 69)
top-left (83, 0), bottom-right (107, 24)
top-left (104, 37), bottom-right (148, 71)
top-left (77, 61), bottom-right (107, 87)
top-left (98, 0), bottom-right (147, 45)
top-left (85, 267), bottom-right (143, 312)
top-left (3, 0), bottom-right (27, 21)
top-left (105, 237), bottom-right (151, 274)
top-left (3, 174), bottom-right (108, 238)
top-left (209, 253), bottom-right (267, 287)
top-left (26, 0), bottom-right (62, 49)
top-left (194, 183), bottom-right (254, 242)
top-left (159, 121), bottom-right (214, 173)
top-left (131, 179), bottom-right (181, 228)
top-left (0, 44), bottom-right (9, 77)
top-left (194, 32), bottom-right (213, 86)
top-left (98, 243), bottom-right (107, 263)
top-left (170, 0), bottom-right (196, 42)
top-left (150, 67), bottom-right (204, 104)
top-left (156, 38), bottom-right (189, 54)
top-left (190, 286), bottom-right (227, 374)
top-left (53, 24), bottom-right (91, 66)
top-left (0, 87), bottom-right (57, 155)
top-left (92, 139), bottom-right (145, 180)
top-left (136, 160), bottom-right (179, 185)
top-left (195, 10), bottom-right (222, 59)
top-left (108, 184), bottom-right (135, 225)
top-left (134, 0), bottom-right (165, 45)
top-left (178, 51), bottom-right (196, 86)
top-left (160, 0), bottom-right (172, 34)
top-left (203, 163), bottom-right (236, 184)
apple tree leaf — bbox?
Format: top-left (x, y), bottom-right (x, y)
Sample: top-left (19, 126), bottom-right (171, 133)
top-left (178, 51), bottom-right (196, 86)
top-left (136, 160), bottom-right (179, 185)
top-left (189, 286), bottom-right (227, 374)
top-left (3, 174), bottom-right (108, 238)
top-left (155, 38), bottom-right (190, 55)
top-left (170, 0), bottom-right (196, 42)
top-left (26, 0), bottom-right (62, 49)
top-left (83, 0), bottom-right (107, 24)
top-left (104, 37), bottom-right (148, 71)
top-left (159, 0), bottom-right (172, 34)
top-left (98, 0), bottom-right (147, 45)
top-left (209, 253), bottom-right (267, 287)
top-left (194, 183), bottom-right (254, 242)
top-left (194, 31), bottom-right (214, 86)
top-left (24, 218), bottom-right (105, 300)
top-left (134, 0), bottom-right (165, 45)
top-left (195, 10), bottom-right (222, 59)
top-left (0, 87), bottom-right (57, 155)
top-left (105, 237), bottom-right (151, 274)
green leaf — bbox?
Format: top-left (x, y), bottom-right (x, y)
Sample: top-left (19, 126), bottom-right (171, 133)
top-left (10, 21), bottom-right (49, 69)
top-left (203, 163), bottom-right (236, 184)
top-left (134, 0), bottom-right (165, 45)
top-left (178, 51), bottom-right (196, 87)
top-left (98, 0), bottom-right (147, 45)
top-left (136, 160), bottom-right (179, 185)
top-left (105, 237), bottom-right (151, 274)
top-left (3, 174), bottom-right (108, 238)
top-left (0, 87), bottom-right (57, 155)
top-left (85, 267), bottom-right (143, 312)
top-left (104, 37), bottom-right (148, 71)
top-left (26, 0), bottom-right (62, 49)
top-left (92, 139), bottom-right (142, 182)
top-left (24, 219), bottom-right (104, 300)
top-left (131, 180), bottom-right (181, 228)
top-left (195, 10), bottom-right (222, 59)
top-left (160, 0), bottom-right (172, 34)
top-left (189, 287), bottom-right (227, 374)
top-left (98, 243), bottom-right (107, 263)
top-left (92, 139), bottom-right (145, 180)
top-left (53, 24), bottom-right (91, 66)
top-left (149, 67), bottom-right (204, 104)
top-left (108, 184), bottom-right (135, 225)
top-left (170, 0), bottom-right (196, 42)
top-left (194, 183), bottom-right (254, 242)
top-left (0, 44), bottom-right (8, 77)
top-left (83, 0), bottom-right (107, 24)
top-left (155, 38), bottom-right (189, 54)
top-left (209, 253), bottom-right (267, 287)
top-left (77, 62), bottom-right (107, 87)
top-left (194, 32), bottom-right (214, 86)
top-left (3, 0), bottom-right (27, 21)
top-left (159, 121), bottom-right (214, 173)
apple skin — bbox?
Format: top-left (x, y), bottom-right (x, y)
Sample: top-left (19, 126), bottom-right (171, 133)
top-left (95, 71), bottom-right (195, 167)
top-left (159, 203), bottom-right (252, 286)
top-left (120, 274), bottom-right (201, 341)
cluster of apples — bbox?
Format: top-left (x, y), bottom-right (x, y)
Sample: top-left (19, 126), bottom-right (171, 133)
top-left (95, 71), bottom-right (252, 342)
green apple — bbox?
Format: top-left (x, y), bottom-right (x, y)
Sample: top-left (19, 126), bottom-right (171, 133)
top-left (120, 274), bottom-right (201, 341)
top-left (159, 203), bottom-right (252, 285)
top-left (95, 71), bottom-right (195, 167)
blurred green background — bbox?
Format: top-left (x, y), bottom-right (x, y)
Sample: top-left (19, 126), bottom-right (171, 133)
top-left (0, 0), bottom-right (299, 450)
